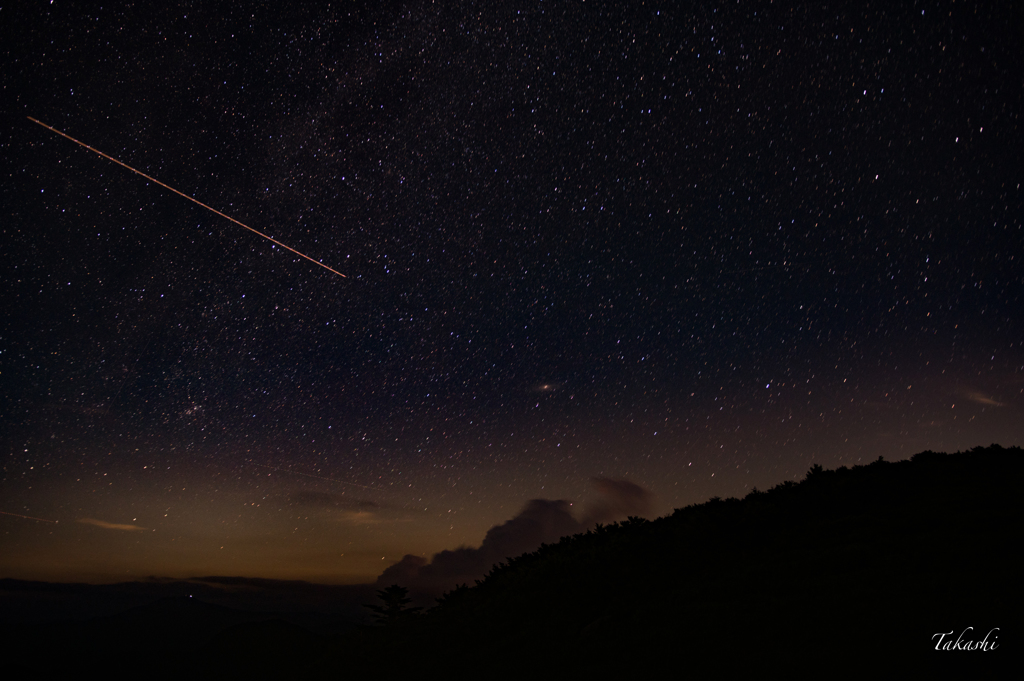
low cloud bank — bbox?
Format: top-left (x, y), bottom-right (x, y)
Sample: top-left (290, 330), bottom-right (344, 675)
top-left (376, 478), bottom-right (653, 596)
top-left (77, 518), bottom-right (148, 531)
top-left (964, 390), bottom-right (1005, 407)
top-left (287, 491), bottom-right (412, 525)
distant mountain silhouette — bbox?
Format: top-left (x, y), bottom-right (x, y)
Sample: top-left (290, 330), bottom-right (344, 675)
top-left (0, 576), bottom-right (375, 625)
top-left (0, 590), bottom-right (358, 679)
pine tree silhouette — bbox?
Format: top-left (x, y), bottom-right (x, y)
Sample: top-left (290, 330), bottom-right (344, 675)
top-left (364, 585), bottom-right (422, 625)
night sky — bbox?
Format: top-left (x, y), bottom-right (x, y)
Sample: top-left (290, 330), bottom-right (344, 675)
top-left (2, 1), bottom-right (1022, 586)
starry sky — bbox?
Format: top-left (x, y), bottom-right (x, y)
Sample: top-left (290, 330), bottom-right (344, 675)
top-left (2, 1), bottom-right (1022, 585)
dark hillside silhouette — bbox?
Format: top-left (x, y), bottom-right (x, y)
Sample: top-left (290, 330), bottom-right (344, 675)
top-left (309, 445), bottom-right (1020, 676)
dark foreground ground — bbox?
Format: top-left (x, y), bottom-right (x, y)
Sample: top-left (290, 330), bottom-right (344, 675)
top-left (2, 445), bottom-right (1019, 678)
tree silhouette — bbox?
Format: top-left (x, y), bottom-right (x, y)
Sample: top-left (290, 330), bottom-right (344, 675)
top-left (364, 585), bottom-right (422, 625)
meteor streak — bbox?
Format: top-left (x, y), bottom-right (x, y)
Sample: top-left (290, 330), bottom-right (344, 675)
top-left (27, 117), bottom-right (346, 279)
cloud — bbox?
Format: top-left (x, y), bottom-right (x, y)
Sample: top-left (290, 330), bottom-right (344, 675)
top-left (377, 498), bottom-right (582, 594)
top-left (964, 391), bottom-right (1005, 407)
top-left (77, 518), bottom-right (148, 531)
top-left (333, 509), bottom-right (406, 526)
top-left (288, 491), bottom-right (380, 510)
top-left (376, 478), bottom-right (653, 597)
top-left (581, 477), bottom-right (654, 525)
top-left (287, 492), bottom-right (405, 524)
top-left (289, 491), bottom-right (344, 508)
top-left (377, 555), bottom-right (428, 588)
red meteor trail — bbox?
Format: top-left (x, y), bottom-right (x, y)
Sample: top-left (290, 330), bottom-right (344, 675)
top-left (27, 117), bottom-right (347, 279)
